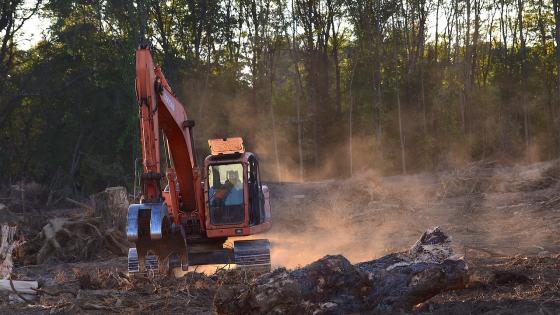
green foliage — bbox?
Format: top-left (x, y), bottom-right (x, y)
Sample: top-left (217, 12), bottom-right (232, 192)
top-left (1, 0), bottom-right (560, 193)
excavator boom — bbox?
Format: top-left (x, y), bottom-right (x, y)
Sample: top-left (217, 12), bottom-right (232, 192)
top-left (135, 48), bottom-right (202, 219)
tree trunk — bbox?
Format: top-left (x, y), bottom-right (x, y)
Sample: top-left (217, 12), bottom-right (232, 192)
top-left (500, 0), bottom-right (508, 58)
top-left (291, 0), bottom-right (304, 181)
top-left (434, 0), bottom-right (441, 62)
top-left (348, 62), bottom-right (357, 178)
top-left (268, 52), bottom-right (282, 182)
top-left (418, 0), bottom-right (427, 133)
top-left (331, 19), bottom-right (342, 115)
top-left (0, 225), bottom-right (18, 279)
top-left (553, 0), bottom-right (560, 116)
top-left (397, 89), bottom-right (406, 175)
top-left (471, 0), bottom-right (481, 87)
top-left (295, 64), bottom-right (305, 182)
top-left (518, 0), bottom-right (529, 156)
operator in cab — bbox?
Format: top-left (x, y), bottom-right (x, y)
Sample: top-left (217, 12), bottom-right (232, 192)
top-left (224, 170), bottom-right (243, 205)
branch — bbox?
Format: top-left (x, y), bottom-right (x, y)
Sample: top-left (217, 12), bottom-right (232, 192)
top-left (12, 0), bottom-right (42, 34)
top-left (9, 274), bottom-right (35, 305)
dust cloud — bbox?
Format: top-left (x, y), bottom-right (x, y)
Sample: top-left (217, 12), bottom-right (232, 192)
top-left (186, 89), bottom-right (560, 269)
top-left (259, 171), bottom-right (436, 268)
top-left (255, 161), bottom-right (560, 269)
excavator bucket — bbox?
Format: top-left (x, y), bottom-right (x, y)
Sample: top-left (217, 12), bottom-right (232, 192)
top-left (126, 202), bottom-right (188, 274)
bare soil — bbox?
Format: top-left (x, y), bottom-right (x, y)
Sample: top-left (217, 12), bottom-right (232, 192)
top-left (2, 160), bottom-right (560, 314)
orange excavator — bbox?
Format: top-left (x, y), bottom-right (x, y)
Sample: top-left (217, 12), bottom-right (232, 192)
top-left (127, 45), bottom-right (272, 273)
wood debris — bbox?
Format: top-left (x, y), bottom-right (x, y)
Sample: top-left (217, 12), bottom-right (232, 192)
top-left (215, 227), bottom-right (468, 314)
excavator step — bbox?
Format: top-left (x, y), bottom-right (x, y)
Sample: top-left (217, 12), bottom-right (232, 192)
top-left (234, 239), bottom-right (271, 271)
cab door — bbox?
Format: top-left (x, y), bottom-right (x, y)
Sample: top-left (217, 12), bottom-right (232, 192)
top-left (247, 155), bottom-right (265, 225)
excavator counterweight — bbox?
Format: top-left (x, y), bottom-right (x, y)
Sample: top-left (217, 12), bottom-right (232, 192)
top-left (126, 46), bottom-right (272, 274)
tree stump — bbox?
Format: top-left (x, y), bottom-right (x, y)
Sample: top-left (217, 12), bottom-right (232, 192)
top-left (215, 227), bottom-right (468, 314)
top-left (91, 186), bottom-right (128, 230)
top-left (0, 224), bottom-right (18, 279)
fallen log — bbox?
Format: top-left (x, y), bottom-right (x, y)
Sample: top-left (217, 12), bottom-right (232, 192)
top-left (356, 227), bottom-right (467, 313)
top-left (215, 227), bottom-right (468, 314)
top-left (1, 279), bottom-right (39, 304)
top-left (0, 279), bottom-right (38, 294)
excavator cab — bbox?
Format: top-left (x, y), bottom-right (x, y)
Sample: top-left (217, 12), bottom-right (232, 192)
top-left (203, 138), bottom-right (272, 238)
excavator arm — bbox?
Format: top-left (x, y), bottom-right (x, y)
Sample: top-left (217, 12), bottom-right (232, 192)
top-left (135, 47), bottom-right (204, 226)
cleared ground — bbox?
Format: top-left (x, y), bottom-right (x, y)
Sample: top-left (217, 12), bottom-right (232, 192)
top-left (2, 160), bottom-right (560, 313)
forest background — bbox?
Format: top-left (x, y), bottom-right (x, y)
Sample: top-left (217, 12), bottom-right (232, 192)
top-left (2, 0), bottom-right (560, 195)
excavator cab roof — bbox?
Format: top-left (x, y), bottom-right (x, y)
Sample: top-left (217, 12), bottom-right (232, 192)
top-left (208, 137), bottom-right (245, 156)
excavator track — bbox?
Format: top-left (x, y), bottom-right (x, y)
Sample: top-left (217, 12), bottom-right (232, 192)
top-left (234, 239), bottom-right (271, 271)
top-left (128, 240), bottom-right (271, 275)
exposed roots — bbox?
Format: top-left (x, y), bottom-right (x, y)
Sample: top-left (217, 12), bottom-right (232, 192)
top-left (23, 217), bottom-right (129, 265)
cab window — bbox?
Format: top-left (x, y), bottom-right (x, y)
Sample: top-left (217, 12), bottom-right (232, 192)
top-left (207, 163), bottom-right (245, 225)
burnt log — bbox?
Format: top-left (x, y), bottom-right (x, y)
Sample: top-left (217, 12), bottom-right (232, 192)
top-left (357, 227), bottom-right (468, 313)
top-left (215, 227), bottom-right (468, 314)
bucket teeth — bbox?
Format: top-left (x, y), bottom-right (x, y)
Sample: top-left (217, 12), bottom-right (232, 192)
top-left (128, 248), bottom-right (160, 274)
top-left (128, 248), bottom-right (139, 274)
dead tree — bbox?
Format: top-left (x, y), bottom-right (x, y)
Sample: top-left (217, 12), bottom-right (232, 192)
top-left (0, 224), bottom-right (18, 279)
